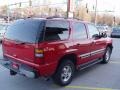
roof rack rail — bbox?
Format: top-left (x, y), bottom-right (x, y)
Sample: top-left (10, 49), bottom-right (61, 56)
top-left (46, 16), bottom-right (66, 19)
top-left (72, 17), bottom-right (83, 21)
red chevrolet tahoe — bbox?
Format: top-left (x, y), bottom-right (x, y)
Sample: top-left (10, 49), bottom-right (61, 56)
top-left (1, 18), bottom-right (113, 86)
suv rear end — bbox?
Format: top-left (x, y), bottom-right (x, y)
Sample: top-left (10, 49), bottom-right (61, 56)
top-left (1, 18), bottom-right (71, 79)
top-left (2, 19), bottom-right (45, 78)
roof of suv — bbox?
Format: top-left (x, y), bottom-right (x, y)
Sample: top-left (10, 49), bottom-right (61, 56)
top-left (22, 17), bottom-right (89, 24)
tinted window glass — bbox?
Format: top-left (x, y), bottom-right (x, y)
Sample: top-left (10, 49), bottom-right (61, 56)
top-left (73, 22), bottom-right (87, 39)
top-left (44, 20), bottom-right (69, 41)
top-left (5, 19), bottom-right (44, 43)
top-left (88, 24), bottom-right (99, 38)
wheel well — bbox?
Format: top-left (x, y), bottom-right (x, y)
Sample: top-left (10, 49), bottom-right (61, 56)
top-left (107, 44), bottom-right (113, 51)
top-left (58, 54), bottom-right (77, 67)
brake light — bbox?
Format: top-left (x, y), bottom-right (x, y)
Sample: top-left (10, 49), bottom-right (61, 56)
top-left (35, 49), bottom-right (44, 58)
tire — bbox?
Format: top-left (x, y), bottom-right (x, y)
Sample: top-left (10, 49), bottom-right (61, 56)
top-left (10, 70), bottom-right (17, 76)
top-left (101, 47), bottom-right (112, 64)
top-left (52, 60), bottom-right (75, 86)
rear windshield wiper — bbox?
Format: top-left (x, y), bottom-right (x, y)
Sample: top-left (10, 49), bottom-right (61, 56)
top-left (14, 40), bottom-right (26, 45)
top-left (15, 42), bottom-right (25, 45)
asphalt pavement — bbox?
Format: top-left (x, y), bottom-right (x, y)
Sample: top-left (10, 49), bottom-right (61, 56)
top-left (0, 38), bottom-right (120, 90)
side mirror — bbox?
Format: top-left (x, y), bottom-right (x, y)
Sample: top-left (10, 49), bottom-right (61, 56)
top-left (100, 32), bottom-right (107, 37)
top-left (92, 34), bottom-right (100, 39)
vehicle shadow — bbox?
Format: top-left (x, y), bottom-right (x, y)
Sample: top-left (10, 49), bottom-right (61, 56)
top-left (3, 64), bottom-right (102, 90)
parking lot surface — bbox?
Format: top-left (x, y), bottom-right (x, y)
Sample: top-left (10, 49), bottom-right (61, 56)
top-left (0, 38), bottom-right (120, 90)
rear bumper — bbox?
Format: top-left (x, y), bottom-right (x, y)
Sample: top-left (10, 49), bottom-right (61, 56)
top-left (0, 56), bottom-right (58, 77)
top-left (0, 57), bottom-right (38, 78)
top-left (4, 54), bottom-right (40, 68)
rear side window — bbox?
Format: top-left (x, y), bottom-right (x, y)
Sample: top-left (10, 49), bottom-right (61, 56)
top-left (44, 20), bottom-right (69, 41)
top-left (5, 19), bottom-right (44, 43)
top-left (73, 22), bottom-right (87, 39)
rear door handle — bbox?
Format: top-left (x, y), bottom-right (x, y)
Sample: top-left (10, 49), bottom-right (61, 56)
top-left (91, 41), bottom-right (95, 44)
top-left (77, 44), bottom-right (80, 46)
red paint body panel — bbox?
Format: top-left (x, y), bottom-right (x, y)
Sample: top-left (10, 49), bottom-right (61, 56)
top-left (3, 39), bottom-right (36, 63)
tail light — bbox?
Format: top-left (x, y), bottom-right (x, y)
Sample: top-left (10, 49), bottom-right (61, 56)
top-left (35, 49), bottom-right (44, 64)
top-left (35, 49), bottom-right (44, 58)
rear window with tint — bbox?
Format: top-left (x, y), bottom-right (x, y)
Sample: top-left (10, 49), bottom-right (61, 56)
top-left (5, 19), bottom-right (44, 43)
